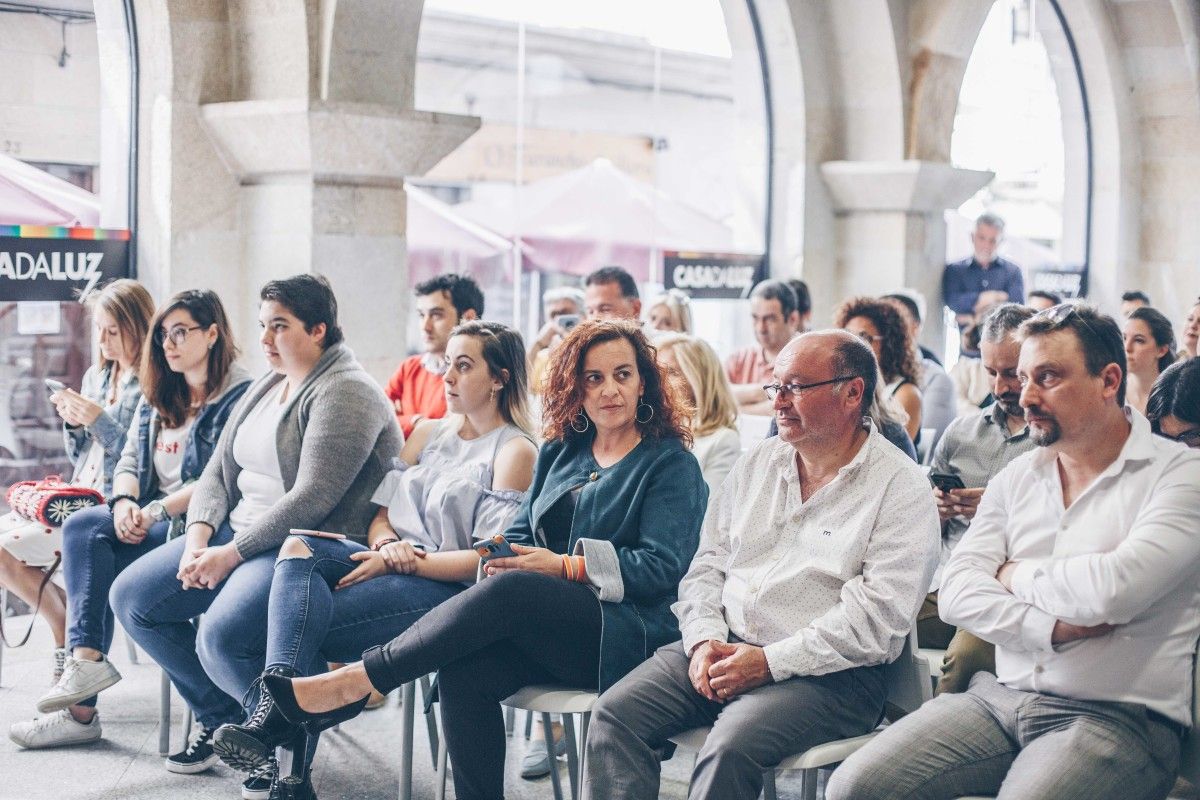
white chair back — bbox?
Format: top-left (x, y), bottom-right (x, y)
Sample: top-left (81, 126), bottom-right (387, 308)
top-left (884, 628), bottom-right (933, 713)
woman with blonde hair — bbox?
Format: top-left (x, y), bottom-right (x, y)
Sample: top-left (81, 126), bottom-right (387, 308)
top-left (656, 333), bottom-right (741, 493)
top-left (0, 278), bottom-right (153, 735)
top-left (645, 289), bottom-right (694, 334)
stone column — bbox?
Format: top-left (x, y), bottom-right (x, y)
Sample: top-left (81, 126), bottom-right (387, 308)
top-left (819, 159), bottom-right (992, 351)
top-left (199, 101), bottom-right (479, 381)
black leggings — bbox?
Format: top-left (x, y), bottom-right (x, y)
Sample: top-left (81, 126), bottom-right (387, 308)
top-left (363, 571), bottom-right (603, 800)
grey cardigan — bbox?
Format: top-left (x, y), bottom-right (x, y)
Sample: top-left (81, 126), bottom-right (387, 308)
top-left (186, 343), bottom-right (403, 559)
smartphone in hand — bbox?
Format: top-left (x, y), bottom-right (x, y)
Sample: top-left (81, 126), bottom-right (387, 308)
top-left (288, 528), bottom-right (347, 540)
top-left (45, 379), bottom-right (66, 395)
top-left (929, 472), bottom-right (966, 492)
top-left (475, 534), bottom-right (518, 563)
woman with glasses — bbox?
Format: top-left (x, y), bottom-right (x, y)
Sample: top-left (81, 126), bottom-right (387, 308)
top-left (655, 333), bottom-right (740, 493)
top-left (836, 298), bottom-right (923, 442)
top-left (1, 279), bottom-right (153, 750)
top-left (1147, 359), bottom-right (1200, 448)
top-left (241, 320), bottom-right (707, 800)
top-left (10, 290), bottom-right (251, 751)
top-left (1123, 307), bottom-right (1177, 415)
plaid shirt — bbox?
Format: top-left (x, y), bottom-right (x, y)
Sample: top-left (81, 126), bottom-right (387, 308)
top-left (928, 402), bottom-right (1036, 590)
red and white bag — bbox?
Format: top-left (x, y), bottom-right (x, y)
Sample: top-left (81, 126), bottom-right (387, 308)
top-left (6, 475), bottom-right (104, 527)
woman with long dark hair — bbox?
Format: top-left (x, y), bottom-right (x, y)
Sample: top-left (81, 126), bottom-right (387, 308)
top-left (836, 297), bottom-right (923, 442)
top-left (11, 290), bottom-right (250, 750)
top-left (1123, 306), bottom-right (1177, 415)
top-left (248, 320), bottom-right (707, 800)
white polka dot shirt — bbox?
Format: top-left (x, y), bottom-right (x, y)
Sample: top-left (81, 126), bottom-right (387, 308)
top-left (673, 427), bottom-right (940, 682)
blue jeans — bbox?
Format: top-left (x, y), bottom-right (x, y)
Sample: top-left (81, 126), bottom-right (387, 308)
top-left (268, 535), bottom-right (464, 673)
top-left (61, 504), bottom-right (170, 708)
top-left (110, 522), bottom-right (275, 729)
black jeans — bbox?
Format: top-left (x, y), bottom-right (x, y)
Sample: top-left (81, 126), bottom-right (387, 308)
top-left (363, 571), bottom-right (603, 800)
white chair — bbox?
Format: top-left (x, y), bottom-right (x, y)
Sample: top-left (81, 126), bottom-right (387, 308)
top-left (956, 637), bottom-right (1200, 799)
top-left (396, 675), bottom-right (441, 800)
top-left (917, 427), bottom-right (938, 465)
top-left (670, 630), bottom-right (931, 800)
top-left (919, 647), bottom-right (947, 683)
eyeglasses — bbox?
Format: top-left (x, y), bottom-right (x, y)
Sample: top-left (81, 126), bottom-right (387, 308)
top-left (851, 331), bottom-right (884, 344)
top-left (763, 375), bottom-right (857, 401)
top-left (155, 325), bottom-right (203, 347)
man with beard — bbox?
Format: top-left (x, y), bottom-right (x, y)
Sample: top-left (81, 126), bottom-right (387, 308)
top-left (918, 304), bottom-right (1037, 694)
top-left (829, 303), bottom-right (1200, 800)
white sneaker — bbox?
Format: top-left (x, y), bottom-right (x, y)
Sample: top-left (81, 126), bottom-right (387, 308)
top-left (9, 709), bottom-right (102, 749)
top-left (52, 648), bottom-right (67, 684)
top-left (36, 655), bottom-right (122, 713)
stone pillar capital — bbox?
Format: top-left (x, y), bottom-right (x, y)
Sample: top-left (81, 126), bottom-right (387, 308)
top-left (819, 160), bottom-right (993, 214)
top-left (198, 100), bottom-right (481, 185)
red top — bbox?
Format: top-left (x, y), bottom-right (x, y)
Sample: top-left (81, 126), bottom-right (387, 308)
top-left (385, 355), bottom-right (447, 437)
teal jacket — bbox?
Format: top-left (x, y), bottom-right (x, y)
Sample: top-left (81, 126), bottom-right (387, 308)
top-left (505, 432), bottom-right (708, 692)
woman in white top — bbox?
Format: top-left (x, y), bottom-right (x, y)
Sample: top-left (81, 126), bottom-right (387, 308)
top-left (0, 279), bottom-right (152, 689)
top-left (12, 290), bottom-right (251, 751)
top-left (209, 320), bottom-right (538, 791)
top-left (656, 333), bottom-right (741, 494)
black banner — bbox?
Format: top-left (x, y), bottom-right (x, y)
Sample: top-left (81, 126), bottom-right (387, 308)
top-left (1030, 264), bottom-right (1088, 299)
top-left (0, 235), bottom-right (132, 302)
top-left (663, 251), bottom-right (767, 299)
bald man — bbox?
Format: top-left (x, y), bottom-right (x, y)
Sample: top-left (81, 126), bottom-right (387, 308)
top-left (581, 331), bottom-right (939, 800)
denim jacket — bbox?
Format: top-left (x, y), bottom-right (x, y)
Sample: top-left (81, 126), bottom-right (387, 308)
top-left (63, 363), bottom-right (143, 495)
top-left (505, 432), bottom-right (708, 692)
top-left (113, 364), bottom-right (253, 503)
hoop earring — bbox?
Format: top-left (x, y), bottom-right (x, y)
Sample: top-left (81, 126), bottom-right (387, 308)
top-left (635, 401), bottom-right (654, 424)
top-left (571, 411), bottom-right (590, 433)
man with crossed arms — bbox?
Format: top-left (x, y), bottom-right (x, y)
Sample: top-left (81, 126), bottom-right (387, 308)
top-left (830, 303), bottom-right (1200, 800)
top-left (582, 330), bottom-right (939, 800)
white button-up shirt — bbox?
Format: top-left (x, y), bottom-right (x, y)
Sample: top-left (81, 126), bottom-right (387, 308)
top-left (673, 428), bottom-right (939, 682)
top-left (940, 409), bottom-right (1200, 726)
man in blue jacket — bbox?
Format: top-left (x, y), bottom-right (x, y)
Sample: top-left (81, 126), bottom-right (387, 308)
top-left (943, 212), bottom-right (1024, 325)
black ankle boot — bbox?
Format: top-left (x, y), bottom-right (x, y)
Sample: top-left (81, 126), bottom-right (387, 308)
top-left (213, 668), bottom-right (304, 774)
top-left (262, 673), bottom-right (369, 735)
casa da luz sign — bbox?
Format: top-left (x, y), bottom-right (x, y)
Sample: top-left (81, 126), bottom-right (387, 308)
top-left (664, 251), bottom-right (767, 300)
top-left (0, 226), bottom-right (132, 302)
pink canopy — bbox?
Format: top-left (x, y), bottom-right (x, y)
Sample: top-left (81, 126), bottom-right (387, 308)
top-left (453, 158), bottom-right (733, 279)
top-left (405, 184), bottom-right (515, 287)
top-left (0, 152), bottom-right (100, 227)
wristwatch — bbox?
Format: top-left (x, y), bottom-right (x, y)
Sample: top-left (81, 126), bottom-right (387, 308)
top-left (146, 500), bottom-right (168, 522)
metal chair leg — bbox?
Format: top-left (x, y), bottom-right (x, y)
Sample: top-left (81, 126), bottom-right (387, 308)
top-left (765, 768), bottom-right (780, 800)
top-left (542, 712), bottom-right (565, 800)
top-left (397, 681), bottom-right (415, 800)
top-left (579, 712), bottom-right (591, 791)
top-left (505, 705), bottom-right (516, 736)
top-left (0, 587), bottom-right (7, 686)
top-left (525, 708), bottom-right (534, 739)
top-left (435, 700), bottom-right (450, 800)
top-left (122, 626), bottom-right (139, 665)
top-left (562, 713), bottom-right (580, 800)
top-left (800, 767), bottom-right (816, 800)
top-left (158, 670), bottom-right (171, 755)
top-left (419, 674), bottom-right (439, 769)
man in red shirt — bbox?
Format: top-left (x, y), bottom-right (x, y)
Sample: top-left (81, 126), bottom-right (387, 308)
top-left (386, 274), bottom-right (483, 437)
top-left (725, 279), bottom-right (804, 415)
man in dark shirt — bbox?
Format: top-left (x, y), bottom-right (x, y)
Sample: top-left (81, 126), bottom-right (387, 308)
top-left (943, 213), bottom-right (1024, 324)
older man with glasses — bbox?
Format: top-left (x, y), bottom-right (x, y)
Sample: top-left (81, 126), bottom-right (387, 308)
top-left (829, 303), bottom-right (1200, 800)
top-left (581, 330), bottom-right (939, 800)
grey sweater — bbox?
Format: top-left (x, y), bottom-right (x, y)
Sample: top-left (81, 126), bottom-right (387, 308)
top-left (186, 343), bottom-right (403, 559)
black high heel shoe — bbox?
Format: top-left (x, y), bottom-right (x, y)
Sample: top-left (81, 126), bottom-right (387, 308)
top-left (261, 674), bottom-right (369, 735)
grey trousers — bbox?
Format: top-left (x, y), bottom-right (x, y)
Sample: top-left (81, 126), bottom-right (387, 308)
top-left (827, 671), bottom-right (1183, 800)
top-left (581, 641), bottom-right (886, 800)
